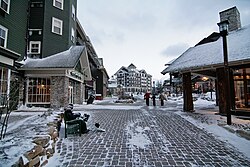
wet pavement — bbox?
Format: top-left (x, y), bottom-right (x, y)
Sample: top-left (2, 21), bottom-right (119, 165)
top-left (56, 100), bottom-right (250, 167)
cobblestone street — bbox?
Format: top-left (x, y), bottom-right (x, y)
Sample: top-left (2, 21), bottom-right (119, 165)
top-left (56, 100), bottom-right (250, 167)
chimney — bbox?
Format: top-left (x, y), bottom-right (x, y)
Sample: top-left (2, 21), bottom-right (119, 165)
top-left (219, 6), bottom-right (241, 32)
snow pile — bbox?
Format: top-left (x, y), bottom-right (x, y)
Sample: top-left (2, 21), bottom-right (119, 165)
top-left (0, 111), bottom-right (61, 167)
top-left (177, 98), bottom-right (250, 159)
top-left (126, 120), bottom-right (152, 149)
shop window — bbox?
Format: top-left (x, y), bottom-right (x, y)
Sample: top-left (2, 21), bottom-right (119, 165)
top-left (0, 0), bottom-right (10, 13)
top-left (53, 0), bottom-right (63, 10)
top-left (0, 25), bottom-right (7, 47)
top-left (52, 17), bottom-right (63, 35)
top-left (0, 67), bottom-right (9, 106)
top-left (28, 78), bottom-right (50, 103)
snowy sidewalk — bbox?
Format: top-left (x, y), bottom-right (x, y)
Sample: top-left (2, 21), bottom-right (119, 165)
top-left (1, 97), bottom-right (250, 167)
top-left (49, 100), bottom-right (250, 167)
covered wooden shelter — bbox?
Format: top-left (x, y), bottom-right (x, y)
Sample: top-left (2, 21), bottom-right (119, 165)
top-left (162, 22), bottom-right (250, 115)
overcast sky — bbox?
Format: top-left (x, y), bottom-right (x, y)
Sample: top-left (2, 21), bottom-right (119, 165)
top-left (77, 0), bottom-right (250, 81)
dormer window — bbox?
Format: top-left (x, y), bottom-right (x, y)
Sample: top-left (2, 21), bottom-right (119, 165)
top-left (0, 0), bottom-right (10, 14)
top-left (53, 0), bottom-right (63, 10)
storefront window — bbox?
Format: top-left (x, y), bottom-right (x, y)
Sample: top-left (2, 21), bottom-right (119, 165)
top-left (0, 67), bottom-right (9, 106)
top-left (234, 68), bottom-right (250, 108)
top-left (28, 78), bottom-right (50, 103)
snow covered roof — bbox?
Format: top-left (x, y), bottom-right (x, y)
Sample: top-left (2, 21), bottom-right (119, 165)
top-left (162, 24), bottom-right (250, 74)
top-left (20, 46), bottom-right (85, 69)
top-left (128, 63), bottom-right (137, 69)
top-left (115, 64), bottom-right (150, 76)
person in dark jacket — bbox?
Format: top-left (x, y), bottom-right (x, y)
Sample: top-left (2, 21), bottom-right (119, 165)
top-left (144, 91), bottom-right (151, 106)
top-left (64, 108), bottom-right (89, 134)
top-left (152, 94), bottom-right (156, 106)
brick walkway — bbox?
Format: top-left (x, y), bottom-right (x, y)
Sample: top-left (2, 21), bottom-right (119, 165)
top-left (56, 102), bottom-right (250, 167)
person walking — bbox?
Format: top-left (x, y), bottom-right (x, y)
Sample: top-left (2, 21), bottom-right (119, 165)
top-left (159, 93), bottom-right (166, 106)
top-left (144, 91), bottom-right (151, 106)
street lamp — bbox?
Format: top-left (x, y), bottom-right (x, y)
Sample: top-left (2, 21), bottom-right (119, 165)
top-left (217, 20), bottom-right (231, 125)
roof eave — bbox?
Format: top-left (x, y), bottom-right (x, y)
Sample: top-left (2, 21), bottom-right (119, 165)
top-left (19, 67), bottom-right (72, 71)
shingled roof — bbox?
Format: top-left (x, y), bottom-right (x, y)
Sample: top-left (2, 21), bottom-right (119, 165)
top-left (21, 46), bottom-right (85, 69)
top-left (162, 24), bottom-right (250, 74)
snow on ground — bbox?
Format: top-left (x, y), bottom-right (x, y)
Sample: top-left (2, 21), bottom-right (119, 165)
top-left (176, 97), bottom-right (250, 159)
top-left (0, 110), bottom-right (58, 167)
top-left (0, 95), bottom-right (250, 167)
top-left (126, 120), bottom-right (152, 150)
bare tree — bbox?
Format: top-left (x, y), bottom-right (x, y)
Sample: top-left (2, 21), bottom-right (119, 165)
top-left (0, 79), bottom-right (20, 140)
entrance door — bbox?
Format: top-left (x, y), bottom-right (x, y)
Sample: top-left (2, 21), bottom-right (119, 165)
top-left (69, 86), bottom-right (73, 104)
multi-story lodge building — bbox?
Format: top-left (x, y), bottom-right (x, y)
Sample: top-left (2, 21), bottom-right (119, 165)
top-left (1, 0), bottom-right (108, 108)
top-left (114, 64), bottom-right (152, 93)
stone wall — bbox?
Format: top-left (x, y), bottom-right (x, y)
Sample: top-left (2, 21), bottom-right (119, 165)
top-left (219, 6), bottom-right (241, 32)
top-left (51, 76), bottom-right (69, 108)
top-left (74, 81), bottom-right (84, 104)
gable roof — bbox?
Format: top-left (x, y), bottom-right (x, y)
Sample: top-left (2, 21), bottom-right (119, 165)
top-left (128, 63), bottom-right (137, 69)
top-left (162, 24), bottom-right (250, 74)
top-left (20, 46), bottom-right (85, 69)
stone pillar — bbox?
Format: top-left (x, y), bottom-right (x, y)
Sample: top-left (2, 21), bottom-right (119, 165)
top-left (183, 72), bottom-right (194, 112)
top-left (51, 76), bottom-right (69, 108)
top-left (74, 82), bottom-right (84, 104)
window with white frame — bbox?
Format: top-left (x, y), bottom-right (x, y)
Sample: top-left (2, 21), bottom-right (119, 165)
top-left (28, 78), bottom-right (50, 103)
top-left (71, 28), bottom-right (75, 42)
top-left (53, 0), bottom-right (63, 10)
top-left (0, 25), bottom-right (7, 47)
top-left (29, 41), bottom-right (41, 54)
top-left (52, 17), bottom-right (63, 35)
top-left (72, 4), bottom-right (75, 20)
top-left (0, 0), bottom-right (10, 13)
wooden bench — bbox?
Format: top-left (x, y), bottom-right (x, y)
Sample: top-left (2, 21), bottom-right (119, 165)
top-left (64, 117), bottom-right (82, 138)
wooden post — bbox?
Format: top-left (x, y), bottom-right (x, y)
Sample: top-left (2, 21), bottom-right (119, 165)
top-left (215, 79), bottom-right (219, 106)
top-left (183, 72), bottom-right (193, 112)
top-left (216, 68), bottom-right (227, 115)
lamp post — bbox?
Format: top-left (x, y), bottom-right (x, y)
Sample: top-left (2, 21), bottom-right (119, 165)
top-left (217, 20), bottom-right (231, 125)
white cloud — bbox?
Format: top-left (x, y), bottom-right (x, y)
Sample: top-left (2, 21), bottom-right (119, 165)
top-left (161, 43), bottom-right (189, 58)
top-left (77, 0), bottom-right (250, 79)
